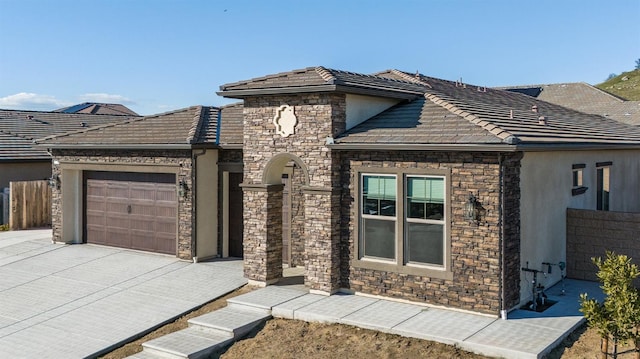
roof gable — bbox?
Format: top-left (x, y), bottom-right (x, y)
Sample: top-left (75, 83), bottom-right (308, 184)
top-left (218, 66), bottom-right (426, 99)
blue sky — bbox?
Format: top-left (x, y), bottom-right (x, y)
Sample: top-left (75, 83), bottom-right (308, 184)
top-left (1, 0), bottom-right (638, 116)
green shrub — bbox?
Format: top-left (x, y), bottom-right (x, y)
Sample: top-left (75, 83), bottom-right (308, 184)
top-left (580, 251), bottom-right (640, 358)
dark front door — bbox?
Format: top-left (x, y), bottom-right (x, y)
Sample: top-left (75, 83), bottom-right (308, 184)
top-left (228, 172), bottom-right (244, 257)
top-left (85, 171), bottom-right (177, 255)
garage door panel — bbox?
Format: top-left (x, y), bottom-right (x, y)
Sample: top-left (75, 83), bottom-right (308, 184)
top-left (130, 231), bottom-right (156, 252)
top-left (85, 172), bottom-right (177, 255)
top-left (129, 204), bottom-right (155, 217)
top-left (105, 227), bottom-right (131, 248)
top-left (86, 226), bottom-right (106, 245)
top-left (156, 206), bottom-right (176, 219)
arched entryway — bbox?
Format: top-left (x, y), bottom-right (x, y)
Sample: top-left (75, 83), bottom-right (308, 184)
top-left (263, 153), bottom-right (308, 268)
top-left (240, 153), bottom-right (309, 286)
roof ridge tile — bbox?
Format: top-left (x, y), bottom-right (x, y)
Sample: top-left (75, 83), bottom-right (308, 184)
top-left (188, 106), bottom-right (204, 144)
top-left (389, 69), bottom-right (433, 88)
top-left (315, 66), bottom-right (335, 82)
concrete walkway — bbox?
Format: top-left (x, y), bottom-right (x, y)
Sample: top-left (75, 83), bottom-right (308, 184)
top-left (129, 274), bottom-right (603, 359)
top-left (0, 229), bottom-right (246, 358)
top-left (236, 279), bottom-right (601, 359)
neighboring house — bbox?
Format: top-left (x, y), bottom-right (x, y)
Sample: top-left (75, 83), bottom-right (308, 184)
top-left (501, 82), bottom-right (640, 125)
top-left (214, 67), bottom-right (640, 317)
top-left (0, 109), bottom-right (137, 189)
top-left (55, 102), bottom-right (139, 116)
top-left (35, 104), bottom-right (244, 261)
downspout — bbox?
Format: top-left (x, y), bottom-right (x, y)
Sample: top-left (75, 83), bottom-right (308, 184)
top-left (499, 153), bottom-right (508, 320)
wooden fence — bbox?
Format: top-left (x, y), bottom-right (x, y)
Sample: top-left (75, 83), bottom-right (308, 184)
top-left (10, 180), bottom-right (52, 230)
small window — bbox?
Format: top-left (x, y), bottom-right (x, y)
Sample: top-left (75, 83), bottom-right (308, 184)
top-left (596, 164), bottom-right (611, 211)
top-left (572, 169), bottom-right (583, 187)
top-left (571, 164), bottom-right (587, 196)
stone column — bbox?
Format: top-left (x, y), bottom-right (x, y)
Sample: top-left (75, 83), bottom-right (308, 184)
top-left (303, 186), bottom-right (341, 294)
top-left (241, 183), bottom-right (284, 285)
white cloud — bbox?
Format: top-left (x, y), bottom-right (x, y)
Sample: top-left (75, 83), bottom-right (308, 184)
top-left (79, 93), bottom-right (135, 104)
top-left (0, 92), bottom-right (70, 110)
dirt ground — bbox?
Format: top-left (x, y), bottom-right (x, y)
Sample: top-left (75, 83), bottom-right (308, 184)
top-left (102, 285), bottom-right (637, 359)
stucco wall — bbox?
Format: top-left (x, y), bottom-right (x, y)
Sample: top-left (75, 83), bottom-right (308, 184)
top-left (520, 150), bottom-right (640, 304)
top-left (0, 162), bottom-right (51, 189)
top-left (195, 149), bottom-right (218, 260)
top-left (345, 94), bottom-right (400, 130)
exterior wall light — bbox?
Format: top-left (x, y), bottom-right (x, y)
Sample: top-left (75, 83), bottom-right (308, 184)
top-left (464, 192), bottom-right (478, 223)
top-left (48, 175), bottom-right (60, 190)
top-left (178, 180), bottom-right (188, 198)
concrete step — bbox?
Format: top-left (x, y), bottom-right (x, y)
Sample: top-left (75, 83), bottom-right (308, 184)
top-left (125, 350), bottom-right (166, 359)
top-left (225, 285), bottom-right (307, 313)
top-left (141, 327), bottom-right (234, 359)
top-left (187, 306), bottom-right (271, 339)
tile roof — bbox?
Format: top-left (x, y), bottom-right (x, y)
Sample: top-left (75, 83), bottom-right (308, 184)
top-left (36, 106), bottom-right (220, 148)
top-left (218, 66), bottom-right (425, 99)
top-left (218, 102), bottom-right (244, 147)
top-left (337, 98), bottom-right (503, 145)
top-left (336, 69), bottom-right (640, 148)
top-left (55, 102), bottom-right (139, 116)
top-left (500, 83), bottom-right (640, 126)
top-left (0, 109), bottom-right (137, 161)
top-left (0, 132), bottom-right (48, 162)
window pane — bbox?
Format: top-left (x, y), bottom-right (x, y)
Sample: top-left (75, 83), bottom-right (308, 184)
top-left (362, 218), bottom-right (395, 259)
top-left (363, 175), bottom-right (396, 217)
top-left (407, 177), bottom-right (444, 219)
top-left (597, 167), bottom-right (610, 211)
top-left (572, 169), bottom-right (583, 187)
top-left (364, 175), bottom-right (396, 200)
top-left (406, 222), bottom-right (443, 265)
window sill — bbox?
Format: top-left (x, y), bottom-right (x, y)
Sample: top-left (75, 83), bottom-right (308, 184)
top-left (572, 186), bottom-right (588, 196)
top-left (351, 258), bottom-right (453, 280)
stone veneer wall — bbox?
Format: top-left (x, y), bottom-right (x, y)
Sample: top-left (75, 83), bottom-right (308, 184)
top-left (339, 151), bottom-right (522, 314)
top-left (241, 93), bottom-right (346, 291)
top-left (566, 208), bottom-right (640, 287)
top-left (501, 153), bottom-right (523, 310)
top-left (289, 165), bottom-right (306, 267)
top-left (50, 149), bottom-right (194, 260)
top-left (219, 149), bottom-right (242, 163)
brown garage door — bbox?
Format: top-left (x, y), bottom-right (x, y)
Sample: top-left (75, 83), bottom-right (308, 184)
top-left (85, 171), bottom-right (177, 255)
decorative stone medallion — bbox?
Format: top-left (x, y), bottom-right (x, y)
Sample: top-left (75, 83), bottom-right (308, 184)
top-left (273, 105), bottom-right (297, 137)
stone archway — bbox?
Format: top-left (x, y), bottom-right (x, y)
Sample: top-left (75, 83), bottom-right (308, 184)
top-left (263, 153), bottom-right (308, 268)
top-left (241, 153), bottom-right (309, 286)
top-left (262, 153), bottom-right (310, 186)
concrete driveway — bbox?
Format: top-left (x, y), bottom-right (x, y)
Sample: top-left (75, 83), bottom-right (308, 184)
top-left (0, 229), bottom-right (246, 358)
